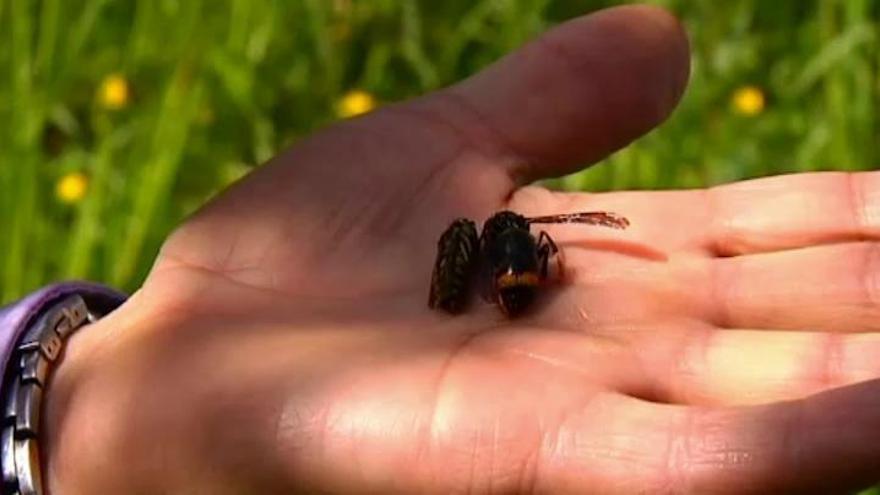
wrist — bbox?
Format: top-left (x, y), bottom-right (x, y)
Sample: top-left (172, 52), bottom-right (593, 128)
top-left (41, 294), bottom-right (142, 494)
top-left (0, 284), bottom-right (127, 495)
top-left (40, 286), bottom-right (229, 494)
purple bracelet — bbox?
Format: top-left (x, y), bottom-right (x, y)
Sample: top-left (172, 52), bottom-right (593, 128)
top-left (0, 282), bottom-right (126, 495)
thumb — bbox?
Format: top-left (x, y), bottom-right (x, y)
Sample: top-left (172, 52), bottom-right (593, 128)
top-left (445, 4), bottom-right (690, 182)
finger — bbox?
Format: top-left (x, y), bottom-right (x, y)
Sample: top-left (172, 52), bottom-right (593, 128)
top-left (508, 185), bottom-right (702, 255)
top-left (511, 171), bottom-right (880, 256)
top-left (705, 171), bottom-right (880, 256)
top-left (222, 2), bottom-right (690, 217)
top-left (506, 186), bottom-right (880, 332)
top-left (709, 242), bottom-right (880, 331)
top-left (536, 387), bottom-right (880, 494)
top-left (525, 300), bottom-right (880, 408)
top-left (161, 5), bottom-right (689, 289)
top-left (443, 4), bottom-right (689, 181)
top-left (552, 241), bottom-right (880, 332)
top-left (625, 322), bottom-right (880, 406)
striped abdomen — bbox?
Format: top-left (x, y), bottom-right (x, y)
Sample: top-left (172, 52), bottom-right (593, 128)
top-left (428, 218), bottom-right (479, 313)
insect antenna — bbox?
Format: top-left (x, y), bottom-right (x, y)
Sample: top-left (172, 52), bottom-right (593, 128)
top-left (526, 212), bottom-right (629, 229)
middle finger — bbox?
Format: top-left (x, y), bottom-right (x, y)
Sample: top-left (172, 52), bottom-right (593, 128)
top-left (552, 241), bottom-right (880, 332)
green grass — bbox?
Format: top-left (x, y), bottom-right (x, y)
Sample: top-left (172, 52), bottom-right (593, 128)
top-left (0, 1), bottom-right (878, 492)
top-left (0, 0), bottom-right (876, 300)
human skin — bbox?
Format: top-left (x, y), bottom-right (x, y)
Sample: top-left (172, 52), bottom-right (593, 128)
top-left (39, 5), bottom-right (880, 494)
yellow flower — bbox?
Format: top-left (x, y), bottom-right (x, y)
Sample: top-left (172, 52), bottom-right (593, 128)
top-left (98, 74), bottom-right (130, 110)
top-left (731, 85), bottom-right (765, 116)
top-left (337, 90), bottom-right (377, 118)
top-left (56, 172), bottom-right (89, 204)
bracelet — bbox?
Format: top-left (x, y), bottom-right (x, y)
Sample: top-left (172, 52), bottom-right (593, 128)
top-left (1, 295), bottom-right (94, 495)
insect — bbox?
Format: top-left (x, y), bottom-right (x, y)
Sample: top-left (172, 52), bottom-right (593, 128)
top-left (428, 209), bottom-right (630, 317)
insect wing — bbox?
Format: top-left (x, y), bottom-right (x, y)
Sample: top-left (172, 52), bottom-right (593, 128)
top-left (526, 211), bottom-right (629, 229)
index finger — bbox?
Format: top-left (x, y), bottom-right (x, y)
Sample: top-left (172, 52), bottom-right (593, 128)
top-left (511, 171), bottom-right (880, 257)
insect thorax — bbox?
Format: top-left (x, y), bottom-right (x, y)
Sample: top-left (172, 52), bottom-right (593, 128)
top-left (488, 228), bottom-right (538, 275)
top-left (480, 210), bottom-right (528, 249)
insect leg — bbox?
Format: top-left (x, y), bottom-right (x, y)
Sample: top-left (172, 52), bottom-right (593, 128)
top-left (536, 230), bottom-right (559, 255)
top-left (536, 230), bottom-right (559, 280)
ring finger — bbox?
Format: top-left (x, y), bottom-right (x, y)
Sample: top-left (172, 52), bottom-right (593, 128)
top-left (612, 321), bottom-right (880, 406)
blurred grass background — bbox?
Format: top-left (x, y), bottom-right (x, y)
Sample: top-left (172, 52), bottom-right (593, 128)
top-left (0, 0), bottom-right (877, 307)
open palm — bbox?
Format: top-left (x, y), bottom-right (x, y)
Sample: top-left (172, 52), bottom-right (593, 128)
top-left (46, 6), bottom-right (880, 495)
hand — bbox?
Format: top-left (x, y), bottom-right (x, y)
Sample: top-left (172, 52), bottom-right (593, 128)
top-left (43, 5), bottom-right (880, 494)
